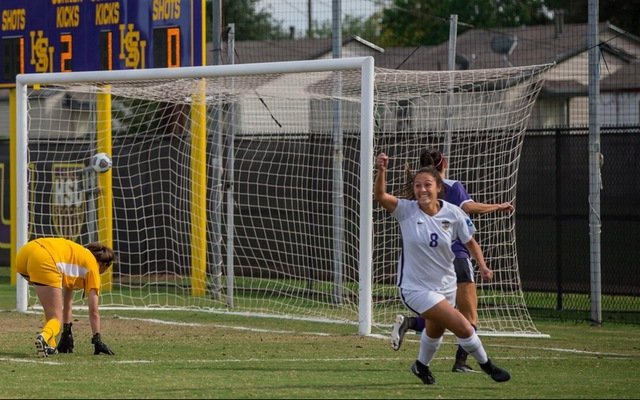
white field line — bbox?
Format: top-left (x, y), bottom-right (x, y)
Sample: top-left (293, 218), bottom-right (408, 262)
top-left (116, 316), bottom-right (331, 336)
top-left (490, 343), bottom-right (633, 358)
top-left (0, 356), bottom-right (62, 365)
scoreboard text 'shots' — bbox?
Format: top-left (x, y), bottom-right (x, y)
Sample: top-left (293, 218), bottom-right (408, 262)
top-left (0, 0), bottom-right (204, 87)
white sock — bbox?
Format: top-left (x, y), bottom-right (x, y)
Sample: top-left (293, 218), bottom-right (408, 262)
top-left (457, 332), bottom-right (488, 365)
top-left (417, 330), bottom-right (442, 366)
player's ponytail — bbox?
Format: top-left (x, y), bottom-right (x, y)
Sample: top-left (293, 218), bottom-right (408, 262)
top-left (86, 242), bottom-right (116, 267)
top-left (419, 148), bottom-right (445, 172)
top-left (403, 162), bottom-right (416, 200)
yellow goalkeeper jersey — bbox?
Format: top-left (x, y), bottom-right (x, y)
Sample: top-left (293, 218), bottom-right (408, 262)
top-left (16, 238), bottom-right (102, 293)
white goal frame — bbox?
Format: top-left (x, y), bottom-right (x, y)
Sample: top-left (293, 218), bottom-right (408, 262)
top-left (14, 57), bottom-right (377, 335)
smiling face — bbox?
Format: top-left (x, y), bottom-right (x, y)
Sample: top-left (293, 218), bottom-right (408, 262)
top-left (413, 168), bottom-right (443, 213)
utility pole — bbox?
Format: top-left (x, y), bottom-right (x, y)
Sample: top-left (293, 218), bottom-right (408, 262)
top-left (211, 0), bottom-right (222, 65)
top-left (308, 0), bottom-right (313, 38)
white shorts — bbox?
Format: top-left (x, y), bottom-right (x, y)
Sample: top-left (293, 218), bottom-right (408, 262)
top-left (400, 287), bottom-right (456, 315)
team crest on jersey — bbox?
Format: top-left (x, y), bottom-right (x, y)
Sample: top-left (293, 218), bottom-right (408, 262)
top-left (51, 164), bottom-right (86, 240)
top-left (441, 221), bottom-right (451, 231)
top-left (465, 218), bottom-right (475, 229)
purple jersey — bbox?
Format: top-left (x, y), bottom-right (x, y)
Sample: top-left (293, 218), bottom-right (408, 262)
top-left (443, 179), bottom-right (473, 258)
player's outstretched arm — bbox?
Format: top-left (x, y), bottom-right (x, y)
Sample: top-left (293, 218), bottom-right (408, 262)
top-left (463, 201), bottom-right (514, 215)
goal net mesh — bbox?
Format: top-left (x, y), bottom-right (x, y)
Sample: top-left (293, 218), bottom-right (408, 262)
top-left (20, 61), bottom-right (552, 336)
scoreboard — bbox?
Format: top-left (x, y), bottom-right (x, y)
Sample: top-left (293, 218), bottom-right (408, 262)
top-left (0, 0), bottom-right (205, 87)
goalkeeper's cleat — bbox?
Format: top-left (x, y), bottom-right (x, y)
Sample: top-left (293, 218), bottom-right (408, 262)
top-left (411, 361), bottom-right (436, 385)
top-left (35, 334), bottom-right (56, 358)
top-left (480, 358), bottom-right (511, 382)
top-left (46, 346), bottom-right (59, 356)
top-left (390, 314), bottom-right (410, 351)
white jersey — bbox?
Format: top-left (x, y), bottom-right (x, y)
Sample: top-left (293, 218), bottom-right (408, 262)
top-left (392, 199), bottom-right (476, 293)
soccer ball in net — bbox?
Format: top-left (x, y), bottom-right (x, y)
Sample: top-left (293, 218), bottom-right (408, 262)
top-left (91, 152), bottom-right (112, 173)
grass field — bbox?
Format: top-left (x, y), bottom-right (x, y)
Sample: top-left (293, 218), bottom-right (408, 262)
top-left (1, 280), bottom-right (638, 399)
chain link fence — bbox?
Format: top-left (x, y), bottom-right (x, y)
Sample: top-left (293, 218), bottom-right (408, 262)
top-left (518, 127), bottom-right (640, 322)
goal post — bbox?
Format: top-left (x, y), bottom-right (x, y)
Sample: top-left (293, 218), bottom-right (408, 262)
top-left (96, 90), bottom-right (114, 291)
top-left (14, 57), bottom-right (551, 337)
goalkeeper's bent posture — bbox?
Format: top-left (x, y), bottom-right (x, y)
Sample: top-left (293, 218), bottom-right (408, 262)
top-left (15, 238), bottom-right (116, 357)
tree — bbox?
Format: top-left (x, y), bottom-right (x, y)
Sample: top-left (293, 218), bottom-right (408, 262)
top-left (206, 0), bottom-right (287, 41)
top-left (376, 0), bottom-right (549, 47)
top-left (548, 0), bottom-right (640, 37)
top-left (311, 14), bottom-right (383, 41)
top-left (375, 0), bottom-right (640, 47)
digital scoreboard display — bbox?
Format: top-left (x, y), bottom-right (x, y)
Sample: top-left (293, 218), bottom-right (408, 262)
top-left (0, 0), bottom-right (205, 87)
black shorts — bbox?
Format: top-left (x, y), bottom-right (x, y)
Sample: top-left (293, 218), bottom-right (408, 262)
top-left (454, 257), bottom-right (474, 284)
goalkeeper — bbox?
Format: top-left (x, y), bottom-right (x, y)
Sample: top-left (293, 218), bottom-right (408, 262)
top-left (15, 238), bottom-right (116, 357)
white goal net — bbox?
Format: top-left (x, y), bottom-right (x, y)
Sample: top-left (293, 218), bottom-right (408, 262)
top-left (15, 58), bottom-right (552, 336)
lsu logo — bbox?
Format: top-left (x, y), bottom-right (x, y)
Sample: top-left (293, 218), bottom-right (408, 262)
top-left (51, 165), bottom-right (85, 240)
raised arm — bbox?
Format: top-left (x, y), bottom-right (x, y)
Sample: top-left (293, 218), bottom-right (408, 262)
top-left (374, 153), bottom-right (398, 213)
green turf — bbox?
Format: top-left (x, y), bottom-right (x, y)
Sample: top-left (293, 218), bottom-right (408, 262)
top-left (0, 278), bottom-right (638, 399)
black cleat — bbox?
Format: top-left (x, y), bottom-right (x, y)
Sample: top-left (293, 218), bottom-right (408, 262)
top-left (35, 334), bottom-right (57, 358)
top-left (452, 362), bottom-right (475, 372)
top-left (452, 345), bottom-right (474, 372)
top-left (480, 358), bottom-right (511, 382)
top-left (411, 361), bottom-right (436, 385)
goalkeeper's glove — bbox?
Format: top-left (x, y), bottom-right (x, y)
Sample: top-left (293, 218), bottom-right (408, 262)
top-left (91, 333), bottom-right (115, 355)
top-left (57, 323), bottom-right (74, 353)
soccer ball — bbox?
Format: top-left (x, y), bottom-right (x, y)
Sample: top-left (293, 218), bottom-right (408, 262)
top-left (91, 152), bottom-right (112, 173)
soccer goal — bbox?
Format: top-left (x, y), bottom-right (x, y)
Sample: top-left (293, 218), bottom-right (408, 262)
top-left (14, 57), bottom-right (552, 337)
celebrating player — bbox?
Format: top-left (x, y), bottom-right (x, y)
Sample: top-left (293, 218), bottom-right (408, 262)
top-left (15, 238), bottom-right (116, 357)
top-left (391, 147), bottom-right (514, 373)
top-left (375, 152), bottom-right (510, 384)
